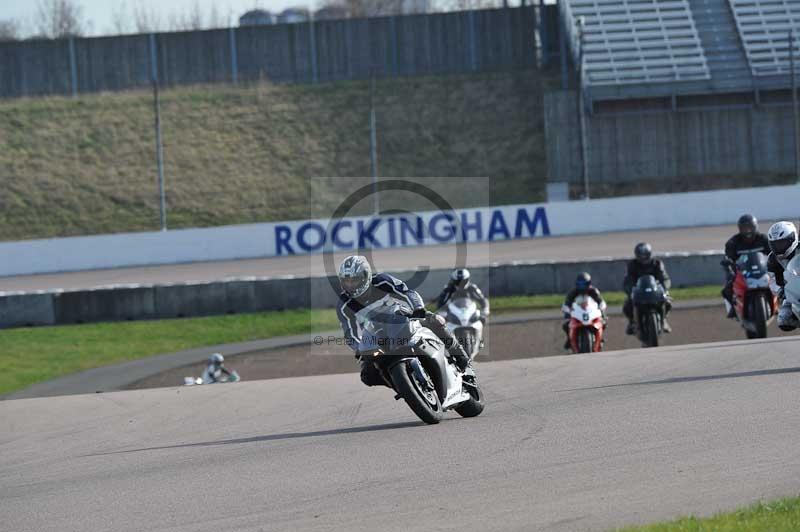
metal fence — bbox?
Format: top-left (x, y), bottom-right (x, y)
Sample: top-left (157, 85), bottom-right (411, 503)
top-left (0, 7), bottom-right (537, 99)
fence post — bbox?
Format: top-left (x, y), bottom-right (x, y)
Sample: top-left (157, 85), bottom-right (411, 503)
top-left (577, 17), bottom-right (590, 200)
top-left (390, 16), bottom-right (399, 76)
top-left (68, 37), bottom-right (78, 98)
top-left (149, 33), bottom-right (158, 83)
top-left (309, 17), bottom-right (318, 83)
top-left (468, 10), bottom-right (477, 71)
top-left (229, 27), bottom-right (238, 84)
top-left (791, 29), bottom-right (799, 183)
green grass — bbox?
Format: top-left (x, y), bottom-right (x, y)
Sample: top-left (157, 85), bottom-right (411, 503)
top-left (617, 496), bottom-right (800, 531)
top-left (0, 70), bottom-right (551, 241)
top-left (491, 285), bottom-right (719, 313)
top-left (0, 286), bottom-right (720, 396)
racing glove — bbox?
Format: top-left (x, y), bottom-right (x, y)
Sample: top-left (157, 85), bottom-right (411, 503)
top-left (411, 308), bottom-right (427, 319)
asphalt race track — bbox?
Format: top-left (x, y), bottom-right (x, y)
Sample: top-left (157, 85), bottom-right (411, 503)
top-left (0, 222), bottom-right (754, 292)
top-left (4, 337), bottom-right (800, 532)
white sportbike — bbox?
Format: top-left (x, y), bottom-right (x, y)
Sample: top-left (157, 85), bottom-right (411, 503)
top-left (438, 297), bottom-right (484, 361)
top-left (781, 255), bottom-right (800, 328)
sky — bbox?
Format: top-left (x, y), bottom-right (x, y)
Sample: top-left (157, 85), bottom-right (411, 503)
top-left (0, 0), bottom-right (306, 36)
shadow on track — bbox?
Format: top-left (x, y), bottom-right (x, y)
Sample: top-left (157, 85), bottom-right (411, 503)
top-left (558, 366), bottom-right (800, 392)
top-left (86, 420), bottom-right (423, 457)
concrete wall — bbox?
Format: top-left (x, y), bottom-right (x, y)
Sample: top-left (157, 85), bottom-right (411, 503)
top-left (5, 186), bottom-right (800, 277)
top-left (0, 252), bottom-right (725, 328)
top-left (0, 7), bottom-right (537, 99)
top-left (545, 90), bottom-right (797, 183)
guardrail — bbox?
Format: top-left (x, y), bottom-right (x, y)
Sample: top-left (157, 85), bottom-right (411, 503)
top-left (0, 252), bottom-right (725, 329)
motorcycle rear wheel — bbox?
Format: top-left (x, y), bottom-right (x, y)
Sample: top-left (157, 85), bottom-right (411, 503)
top-left (390, 361), bottom-right (443, 425)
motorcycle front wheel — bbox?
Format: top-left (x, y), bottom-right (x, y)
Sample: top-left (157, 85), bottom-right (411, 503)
top-left (390, 361), bottom-right (443, 425)
top-left (577, 328), bottom-right (595, 353)
top-left (642, 311), bottom-right (660, 347)
top-left (454, 378), bottom-right (484, 418)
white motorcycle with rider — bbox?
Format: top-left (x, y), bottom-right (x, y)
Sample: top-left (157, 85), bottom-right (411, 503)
top-left (434, 268), bottom-right (490, 361)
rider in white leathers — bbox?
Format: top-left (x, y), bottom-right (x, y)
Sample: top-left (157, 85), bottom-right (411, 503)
top-left (766, 221), bottom-right (800, 331)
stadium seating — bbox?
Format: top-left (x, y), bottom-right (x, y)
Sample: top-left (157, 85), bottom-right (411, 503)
top-left (560, 0), bottom-right (711, 86)
top-left (728, 0), bottom-right (800, 76)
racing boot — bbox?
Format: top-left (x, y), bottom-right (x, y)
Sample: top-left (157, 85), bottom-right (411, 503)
top-left (563, 338), bottom-right (571, 351)
top-left (625, 321), bottom-right (636, 336)
top-left (449, 345), bottom-right (471, 373)
top-left (724, 300), bottom-right (736, 319)
top-left (662, 319), bottom-right (672, 333)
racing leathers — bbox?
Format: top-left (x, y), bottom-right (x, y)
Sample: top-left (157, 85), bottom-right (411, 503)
top-left (767, 250), bottom-right (798, 331)
top-left (336, 273), bottom-right (471, 387)
top-left (435, 280), bottom-right (490, 319)
top-left (201, 363), bottom-right (234, 384)
top-left (722, 232), bottom-right (770, 313)
top-left (622, 258), bottom-right (672, 329)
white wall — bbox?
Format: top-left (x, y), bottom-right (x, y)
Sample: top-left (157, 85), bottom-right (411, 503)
top-left (3, 184), bottom-right (799, 277)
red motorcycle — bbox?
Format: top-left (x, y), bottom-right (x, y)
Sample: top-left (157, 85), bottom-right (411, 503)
top-left (730, 251), bottom-right (778, 339)
top-left (566, 296), bottom-right (605, 353)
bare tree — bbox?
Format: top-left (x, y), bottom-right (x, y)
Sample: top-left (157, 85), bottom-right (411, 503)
top-left (321, 0), bottom-right (408, 17)
top-left (133, 1), bottom-right (161, 32)
top-left (0, 19), bottom-right (20, 41)
top-left (110, 0), bottom-right (131, 34)
top-left (436, 0), bottom-right (499, 10)
top-left (207, 4), bottom-right (227, 29)
top-left (169, 1), bottom-right (204, 31)
top-left (36, 0), bottom-right (85, 38)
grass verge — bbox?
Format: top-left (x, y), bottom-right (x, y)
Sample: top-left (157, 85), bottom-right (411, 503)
top-left (0, 285), bottom-right (720, 396)
top-left (617, 496), bottom-right (800, 531)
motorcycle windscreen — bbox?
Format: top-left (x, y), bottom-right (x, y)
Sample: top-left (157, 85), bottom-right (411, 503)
top-left (737, 251), bottom-right (769, 277)
top-left (358, 309), bottom-right (418, 356)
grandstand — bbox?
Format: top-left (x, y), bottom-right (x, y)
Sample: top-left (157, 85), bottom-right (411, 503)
top-left (558, 0), bottom-right (800, 106)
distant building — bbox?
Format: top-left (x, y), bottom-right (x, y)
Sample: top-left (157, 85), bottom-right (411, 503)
top-left (314, 5), bottom-right (350, 21)
top-left (277, 8), bottom-right (311, 24)
top-left (239, 9), bottom-right (275, 26)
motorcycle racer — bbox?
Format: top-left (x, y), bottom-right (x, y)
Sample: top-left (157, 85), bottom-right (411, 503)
top-left (623, 242), bottom-right (672, 335)
top-left (335, 255), bottom-right (471, 387)
top-left (435, 268), bottom-right (490, 321)
top-left (561, 272), bottom-right (607, 350)
top-left (766, 221), bottom-right (800, 331)
top-left (201, 353), bottom-right (235, 384)
top-left (721, 214), bottom-right (770, 318)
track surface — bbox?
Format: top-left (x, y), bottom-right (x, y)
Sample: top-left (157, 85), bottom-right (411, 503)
top-left (4, 338), bottom-right (800, 532)
top-left (0, 222), bottom-right (746, 292)
top-left (133, 302), bottom-right (792, 390)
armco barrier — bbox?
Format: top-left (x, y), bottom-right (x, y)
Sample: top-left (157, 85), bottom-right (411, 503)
top-left (53, 286), bottom-right (155, 324)
top-left (0, 253), bottom-right (727, 328)
top-left (0, 292), bottom-right (56, 327)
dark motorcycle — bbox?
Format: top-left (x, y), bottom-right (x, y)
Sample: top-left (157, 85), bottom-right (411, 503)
top-left (358, 304), bottom-right (484, 425)
top-left (631, 275), bottom-right (669, 348)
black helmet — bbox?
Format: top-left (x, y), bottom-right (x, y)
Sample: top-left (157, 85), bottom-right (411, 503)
top-left (738, 214), bottom-right (757, 240)
top-left (634, 242), bottom-right (652, 263)
top-left (575, 272), bottom-right (592, 292)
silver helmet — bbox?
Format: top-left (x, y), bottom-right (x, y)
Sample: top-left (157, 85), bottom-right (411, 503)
top-left (450, 268), bottom-right (471, 288)
top-left (338, 255), bottom-right (372, 298)
top-left (768, 221), bottom-right (799, 259)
